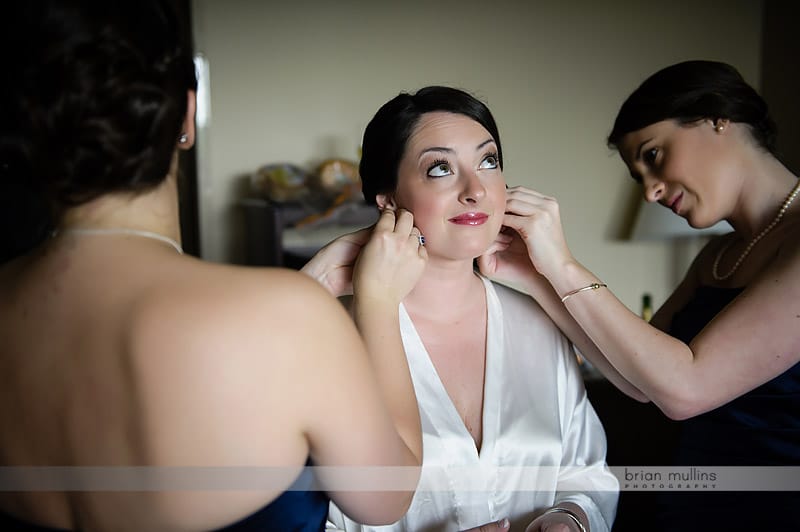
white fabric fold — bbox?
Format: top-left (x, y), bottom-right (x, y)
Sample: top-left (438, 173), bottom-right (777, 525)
top-left (329, 276), bottom-right (618, 531)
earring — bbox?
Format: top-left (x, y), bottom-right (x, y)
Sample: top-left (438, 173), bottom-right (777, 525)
top-left (178, 133), bottom-right (189, 143)
top-left (714, 125), bottom-right (725, 132)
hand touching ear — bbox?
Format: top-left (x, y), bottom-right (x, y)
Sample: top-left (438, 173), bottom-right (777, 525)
top-left (353, 208), bottom-right (427, 305)
top-left (478, 186), bottom-right (575, 286)
top-left (302, 209), bottom-right (427, 302)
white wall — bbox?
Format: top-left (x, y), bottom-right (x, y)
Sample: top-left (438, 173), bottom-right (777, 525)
top-left (191, 0), bottom-right (762, 311)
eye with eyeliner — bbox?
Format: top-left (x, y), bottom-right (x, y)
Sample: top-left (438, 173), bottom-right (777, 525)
top-left (426, 158), bottom-right (452, 178)
top-left (480, 151), bottom-right (499, 169)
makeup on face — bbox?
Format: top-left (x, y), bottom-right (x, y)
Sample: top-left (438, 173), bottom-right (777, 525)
top-left (394, 112), bottom-right (506, 255)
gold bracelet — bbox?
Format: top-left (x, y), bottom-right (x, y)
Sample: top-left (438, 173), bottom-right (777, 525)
top-left (560, 282), bottom-right (607, 303)
top-left (541, 507), bottom-right (587, 532)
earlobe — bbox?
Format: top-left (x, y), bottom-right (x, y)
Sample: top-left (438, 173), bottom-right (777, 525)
top-left (376, 194), bottom-right (397, 211)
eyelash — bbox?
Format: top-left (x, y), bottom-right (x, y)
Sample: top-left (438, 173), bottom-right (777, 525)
top-left (425, 151), bottom-right (500, 177)
top-left (427, 159), bottom-right (451, 177)
top-left (482, 151), bottom-right (499, 167)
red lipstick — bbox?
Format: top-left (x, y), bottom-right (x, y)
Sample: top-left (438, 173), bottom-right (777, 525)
top-left (449, 212), bottom-right (489, 225)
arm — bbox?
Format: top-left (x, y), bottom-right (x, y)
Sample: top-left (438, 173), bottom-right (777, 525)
top-left (130, 257), bottom-right (422, 528)
top-left (478, 192), bottom-right (646, 402)
top-left (307, 208), bottom-right (427, 523)
top-left (496, 186), bottom-right (800, 419)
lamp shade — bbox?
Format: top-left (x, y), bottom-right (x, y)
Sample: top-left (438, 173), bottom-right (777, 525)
top-left (631, 201), bottom-right (733, 240)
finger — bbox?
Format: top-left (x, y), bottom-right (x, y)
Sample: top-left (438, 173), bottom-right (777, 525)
top-left (410, 224), bottom-right (425, 244)
top-left (480, 518), bottom-right (510, 531)
top-left (476, 253), bottom-right (494, 275)
top-left (505, 195), bottom-right (554, 217)
top-left (339, 226), bottom-right (373, 245)
top-left (482, 239), bottom-right (509, 256)
top-left (394, 208), bottom-right (415, 235)
top-left (506, 185), bottom-right (554, 201)
top-left (408, 232), bottom-right (425, 248)
top-left (498, 212), bottom-right (529, 233)
top-left (495, 230), bottom-right (514, 244)
top-left (373, 208), bottom-right (397, 233)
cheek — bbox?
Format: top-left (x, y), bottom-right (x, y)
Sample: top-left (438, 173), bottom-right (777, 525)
top-left (394, 190), bottom-right (441, 230)
top-left (487, 177), bottom-right (507, 210)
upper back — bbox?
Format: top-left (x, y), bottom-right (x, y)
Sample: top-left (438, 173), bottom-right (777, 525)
top-left (0, 239), bottom-right (347, 529)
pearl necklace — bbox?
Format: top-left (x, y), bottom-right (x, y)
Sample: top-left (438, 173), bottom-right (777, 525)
top-left (55, 227), bottom-right (183, 254)
top-left (712, 179), bottom-right (800, 281)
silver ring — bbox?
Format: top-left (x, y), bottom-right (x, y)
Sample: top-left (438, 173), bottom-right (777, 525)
top-left (417, 235), bottom-right (425, 246)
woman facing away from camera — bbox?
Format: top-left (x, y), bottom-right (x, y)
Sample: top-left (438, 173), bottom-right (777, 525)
top-left (303, 86), bottom-right (619, 532)
top-left (0, 2), bottom-right (426, 531)
top-left (477, 61), bottom-right (800, 530)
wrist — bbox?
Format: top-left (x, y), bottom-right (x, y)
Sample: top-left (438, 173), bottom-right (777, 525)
top-left (546, 260), bottom-right (597, 297)
top-left (353, 292), bottom-right (401, 316)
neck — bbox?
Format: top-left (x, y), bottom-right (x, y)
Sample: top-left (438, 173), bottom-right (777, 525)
top-left (59, 172), bottom-right (181, 245)
top-left (728, 151), bottom-right (798, 240)
top-left (403, 258), bottom-right (483, 320)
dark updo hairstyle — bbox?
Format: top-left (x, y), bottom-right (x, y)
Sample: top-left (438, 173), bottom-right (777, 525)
top-left (607, 60), bottom-right (776, 154)
top-left (0, 0), bottom-right (196, 260)
top-left (359, 86), bottom-right (503, 205)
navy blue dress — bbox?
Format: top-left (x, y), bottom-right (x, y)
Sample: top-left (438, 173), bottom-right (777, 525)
top-left (656, 285), bottom-right (800, 531)
top-left (0, 461), bottom-right (329, 532)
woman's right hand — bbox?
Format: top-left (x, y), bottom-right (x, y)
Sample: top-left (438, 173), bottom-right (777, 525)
top-left (353, 208), bottom-right (427, 305)
top-left (496, 186), bottom-right (576, 281)
top-left (478, 186), bottom-right (574, 289)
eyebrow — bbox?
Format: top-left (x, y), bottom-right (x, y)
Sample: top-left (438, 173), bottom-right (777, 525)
top-left (417, 138), bottom-right (496, 159)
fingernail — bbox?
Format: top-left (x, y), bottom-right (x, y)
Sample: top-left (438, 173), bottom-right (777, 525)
top-left (498, 518), bottom-right (509, 529)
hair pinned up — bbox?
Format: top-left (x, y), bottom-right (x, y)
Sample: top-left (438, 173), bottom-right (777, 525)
top-left (607, 60), bottom-right (776, 154)
top-left (0, 0), bottom-right (197, 213)
top-left (359, 86), bottom-right (503, 205)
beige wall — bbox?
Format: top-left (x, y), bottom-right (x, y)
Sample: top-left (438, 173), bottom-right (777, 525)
top-left (191, 0), bottom-right (762, 311)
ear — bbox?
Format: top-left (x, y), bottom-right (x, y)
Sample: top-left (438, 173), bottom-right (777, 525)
top-left (178, 90), bottom-right (197, 150)
top-left (376, 193), bottom-right (397, 211)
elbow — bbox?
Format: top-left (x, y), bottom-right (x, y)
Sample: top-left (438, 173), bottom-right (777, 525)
top-left (356, 491), bottom-right (415, 525)
top-left (654, 387), bottom-right (708, 421)
top-left (660, 403), bottom-right (694, 421)
top-left (627, 388), bottom-right (651, 404)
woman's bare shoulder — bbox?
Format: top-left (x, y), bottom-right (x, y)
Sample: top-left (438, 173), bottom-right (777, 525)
top-left (129, 261), bottom-right (363, 388)
top-left (126, 261), bottom-right (367, 462)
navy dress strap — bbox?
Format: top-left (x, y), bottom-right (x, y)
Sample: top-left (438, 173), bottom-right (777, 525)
top-left (0, 460), bottom-right (329, 532)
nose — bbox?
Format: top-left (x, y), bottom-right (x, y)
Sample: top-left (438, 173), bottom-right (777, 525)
top-left (642, 176), bottom-right (666, 203)
top-left (458, 172), bottom-right (486, 204)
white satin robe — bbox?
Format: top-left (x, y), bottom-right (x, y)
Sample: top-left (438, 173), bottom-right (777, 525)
top-left (328, 276), bottom-right (618, 531)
